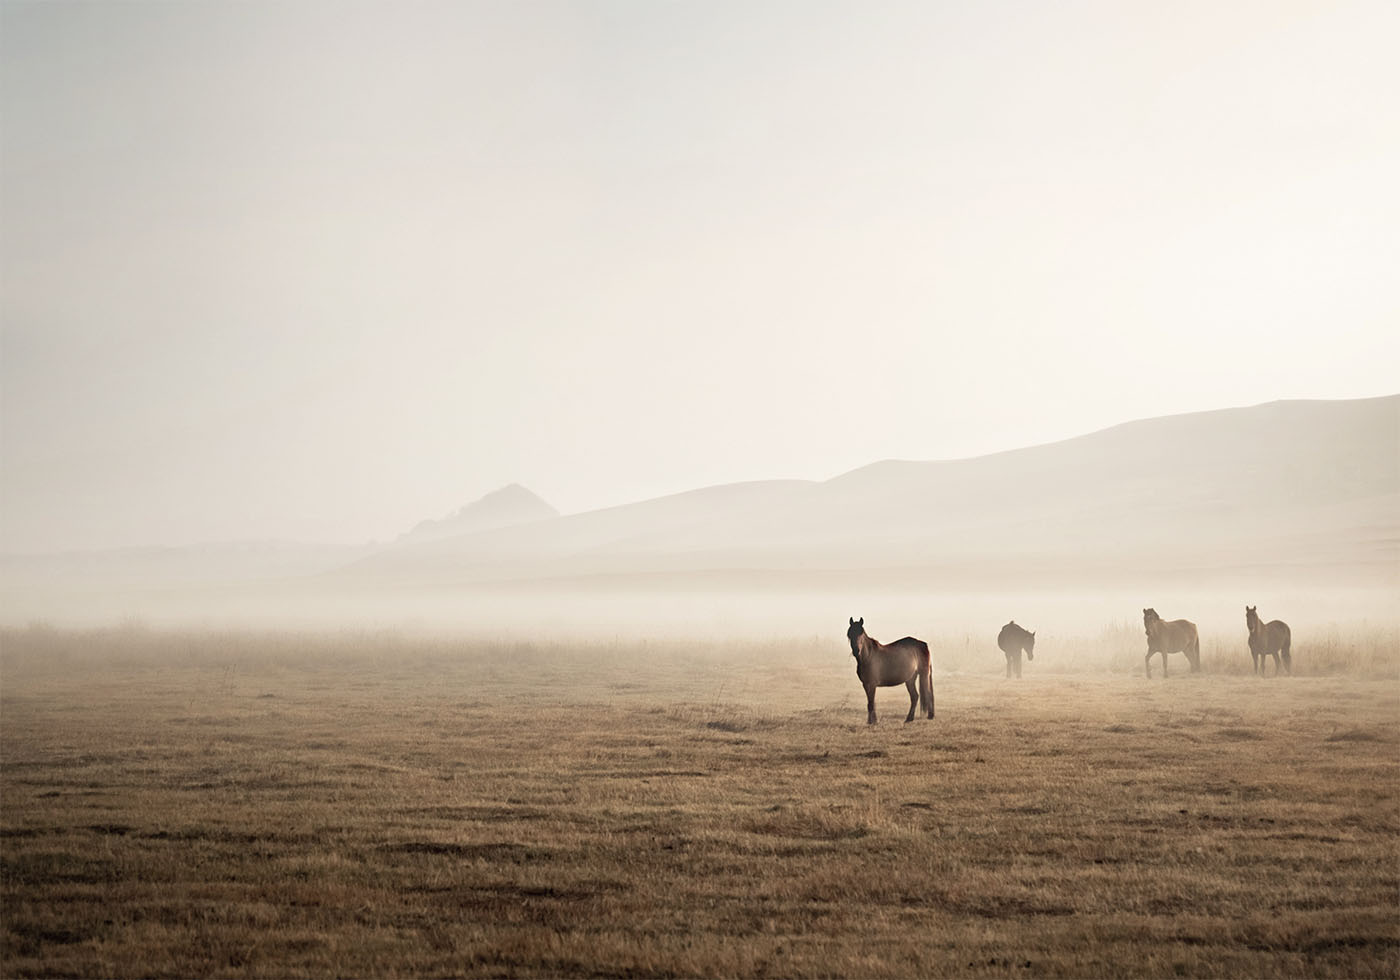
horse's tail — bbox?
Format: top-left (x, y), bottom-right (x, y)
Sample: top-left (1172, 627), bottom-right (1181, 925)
top-left (1189, 629), bottom-right (1201, 672)
top-left (1281, 625), bottom-right (1292, 673)
top-left (919, 642), bottom-right (935, 718)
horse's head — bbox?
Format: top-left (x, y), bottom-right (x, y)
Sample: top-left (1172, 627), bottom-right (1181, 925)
top-left (1143, 608), bottom-right (1159, 631)
top-left (846, 617), bottom-right (865, 658)
top-left (1246, 606), bottom-right (1259, 631)
top-left (1026, 630), bottom-right (1036, 659)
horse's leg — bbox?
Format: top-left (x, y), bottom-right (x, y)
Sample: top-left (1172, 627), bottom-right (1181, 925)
top-left (1144, 650), bottom-right (1154, 679)
top-left (1005, 652), bottom-right (1013, 679)
top-left (1282, 634), bottom-right (1292, 675)
top-left (1251, 647), bottom-right (1259, 675)
top-left (1015, 650), bottom-right (1023, 679)
top-left (904, 678), bottom-right (917, 723)
top-left (866, 682), bottom-right (877, 725)
top-left (1162, 650), bottom-right (1169, 678)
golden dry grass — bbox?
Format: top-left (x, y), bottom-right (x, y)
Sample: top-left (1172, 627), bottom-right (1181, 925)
top-left (2, 625), bottom-right (1397, 978)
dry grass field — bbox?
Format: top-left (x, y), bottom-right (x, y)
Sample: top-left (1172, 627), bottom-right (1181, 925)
top-left (2, 624), bottom-right (1397, 978)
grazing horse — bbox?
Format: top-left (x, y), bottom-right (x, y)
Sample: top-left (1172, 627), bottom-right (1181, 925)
top-left (846, 617), bottom-right (934, 725)
top-left (1142, 608), bottom-right (1200, 678)
top-left (997, 621), bottom-right (1036, 679)
top-left (1246, 606), bottom-right (1292, 676)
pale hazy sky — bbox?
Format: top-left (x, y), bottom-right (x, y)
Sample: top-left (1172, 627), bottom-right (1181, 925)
top-left (2, 1), bottom-right (1397, 552)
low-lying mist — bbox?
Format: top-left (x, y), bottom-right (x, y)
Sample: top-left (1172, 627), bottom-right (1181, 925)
top-left (5, 582), bottom-right (1396, 680)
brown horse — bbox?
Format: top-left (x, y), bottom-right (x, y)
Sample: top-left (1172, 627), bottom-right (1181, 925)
top-left (1246, 605), bottom-right (1292, 676)
top-left (1142, 608), bottom-right (1200, 678)
top-left (997, 621), bottom-right (1035, 679)
top-left (846, 617), bottom-right (934, 725)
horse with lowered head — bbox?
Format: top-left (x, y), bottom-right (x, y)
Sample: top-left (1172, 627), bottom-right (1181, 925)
top-left (846, 617), bottom-right (935, 725)
top-left (997, 621), bottom-right (1035, 679)
top-left (1246, 605), bottom-right (1292, 676)
top-left (1142, 608), bottom-right (1200, 678)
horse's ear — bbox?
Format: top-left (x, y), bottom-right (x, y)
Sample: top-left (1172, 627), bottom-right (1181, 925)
top-left (849, 617), bottom-right (855, 626)
top-left (857, 617), bottom-right (863, 626)
top-left (1030, 630), bottom-right (1035, 637)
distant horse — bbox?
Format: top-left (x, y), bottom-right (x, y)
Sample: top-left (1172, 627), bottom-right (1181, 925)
top-left (1246, 606), bottom-right (1292, 676)
top-left (846, 617), bottom-right (935, 725)
top-left (997, 621), bottom-right (1036, 679)
top-left (1142, 608), bottom-right (1200, 678)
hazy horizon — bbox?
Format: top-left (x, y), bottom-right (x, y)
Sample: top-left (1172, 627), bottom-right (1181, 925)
top-left (4, 1), bottom-right (1399, 553)
top-left (3, 393), bottom-right (1393, 553)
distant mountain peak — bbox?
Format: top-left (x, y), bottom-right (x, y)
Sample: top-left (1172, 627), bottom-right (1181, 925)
top-left (473, 483), bottom-right (550, 510)
top-left (398, 484), bottom-right (558, 544)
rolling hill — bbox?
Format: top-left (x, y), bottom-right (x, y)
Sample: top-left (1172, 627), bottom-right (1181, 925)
top-left (338, 395), bottom-right (1399, 591)
top-left (3, 397), bottom-right (1394, 629)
